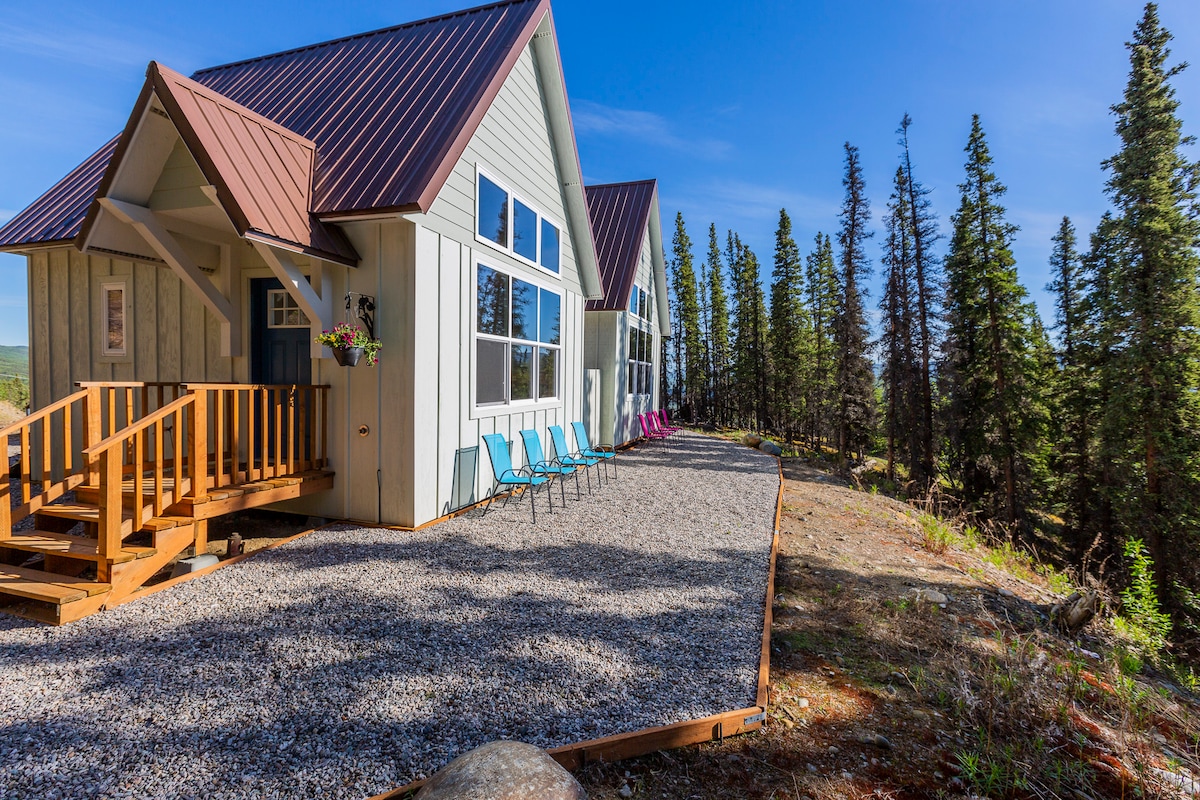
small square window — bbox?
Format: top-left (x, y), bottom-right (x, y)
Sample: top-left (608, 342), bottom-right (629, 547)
top-left (267, 290), bottom-right (310, 328)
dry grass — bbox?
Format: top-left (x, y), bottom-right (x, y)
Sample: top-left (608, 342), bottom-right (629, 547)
top-left (575, 452), bottom-right (1200, 800)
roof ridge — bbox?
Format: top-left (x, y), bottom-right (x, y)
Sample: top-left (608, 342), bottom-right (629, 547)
top-left (585, 179), bottom-right (657, 191)
top-left (192, 0), bottom-right (538, 77)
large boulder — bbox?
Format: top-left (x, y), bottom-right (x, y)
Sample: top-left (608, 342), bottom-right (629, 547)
top-left (742, 433), bottom-right (763, 448)
top-left (415, 741), bottom-right (586, 800)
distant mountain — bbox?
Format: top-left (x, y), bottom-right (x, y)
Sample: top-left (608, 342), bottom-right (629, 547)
top-left (0, 345), bottom-right (28, 381)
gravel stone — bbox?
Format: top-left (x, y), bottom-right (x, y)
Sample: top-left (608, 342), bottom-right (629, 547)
top-left (0, 431), bottom-right (777, 799)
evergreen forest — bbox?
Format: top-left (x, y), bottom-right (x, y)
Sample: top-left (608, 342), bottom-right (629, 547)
top-left (661, 4), bottom-right (1200, 659)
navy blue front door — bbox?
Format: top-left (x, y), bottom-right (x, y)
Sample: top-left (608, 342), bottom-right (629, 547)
top-left (251, 278), bottom-right (313, 385)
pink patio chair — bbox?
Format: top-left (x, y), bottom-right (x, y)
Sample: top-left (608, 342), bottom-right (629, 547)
top-left (657, 408), bottom-right (683, 435)
top-left (638, 412), bottom-right (671, 450)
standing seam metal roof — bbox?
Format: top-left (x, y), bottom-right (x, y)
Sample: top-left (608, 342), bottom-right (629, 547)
top-left (0, 0), bottom-right (547, 250)
top-left (584, 180), bottom-right (658, 312)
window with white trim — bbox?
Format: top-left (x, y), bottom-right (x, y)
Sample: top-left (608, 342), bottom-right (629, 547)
top-left (629, 282), bottom-right (652, 321)
top-left (101, 281), bottom-right (127, 357)
top-left (267, 289), bottom-right (310, 328)
top-left (475, 168), bottom-right (561, 274)
top-left (476, 263), bottom-right (561, 407)
top-left (627, 322), bottom-right (653, 397)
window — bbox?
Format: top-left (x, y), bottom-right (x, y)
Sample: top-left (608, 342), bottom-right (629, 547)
top-left (627, 322), bottom-right (653, 397)
top-left (629, 283), bottom-right (652, 321)
top-left (476, 263), bottom-right (561, 407)
top-left (101, 282), bottom-right (126, 357)
top-left (475, 168), bottom-right (561, 274)
top-left (267, 290), bottom-right (310, 328)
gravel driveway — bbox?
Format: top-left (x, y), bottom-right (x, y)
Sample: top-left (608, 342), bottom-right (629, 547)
top-left (0, 431), bottom-right (778, 800)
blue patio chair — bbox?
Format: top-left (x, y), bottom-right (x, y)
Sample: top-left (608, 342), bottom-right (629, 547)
top-left (548, 425), bottom-right (602, 492)
top-left (572, 421), bottom-right (617, 480)
top-left (482, 433), bottom-right (551, 523)
top-left (519, 428), bottom-right (581, 506)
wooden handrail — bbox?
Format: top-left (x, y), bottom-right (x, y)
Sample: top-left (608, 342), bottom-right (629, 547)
top-left (0, 388), bottom-right (88, 440)
top-left (82, 395), bottom-right (195, 458)
top-left (182, 383), bottom-right (332, 390)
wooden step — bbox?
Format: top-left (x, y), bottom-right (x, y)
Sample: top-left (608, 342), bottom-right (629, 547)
top-left (0, 564), bottom-right (111, 605)
top-left (36, 504), bottom-right (135, 537)
top-left (0, 532), bottom-right (155, 564)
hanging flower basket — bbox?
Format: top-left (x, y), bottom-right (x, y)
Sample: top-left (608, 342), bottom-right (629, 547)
top-left (316, 323), bottom-right (381, 366)
top-left (331, 346), bottom-right (364, 367)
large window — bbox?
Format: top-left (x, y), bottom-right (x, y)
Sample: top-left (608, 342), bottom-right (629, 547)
top-left (627, 323), bottom-right (653, 397)
top-left (475, 167), bottom-right (561, 274)
top-left (476, 263), bottom-right (561, 407)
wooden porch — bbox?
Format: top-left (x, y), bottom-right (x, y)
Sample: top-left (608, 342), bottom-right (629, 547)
top-left (0, 382), bottom-right (333, 624)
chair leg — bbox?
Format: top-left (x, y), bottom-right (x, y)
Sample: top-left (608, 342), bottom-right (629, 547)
top-left (529, 482), bottom-right (537, 523)
top-left (573, 468), bottom-right (581, 500)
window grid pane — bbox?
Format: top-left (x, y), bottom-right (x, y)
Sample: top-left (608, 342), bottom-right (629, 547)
top-left (477, 174), bottom-right (509, 247)
top-left (513, 198), bottom-right (537, 261)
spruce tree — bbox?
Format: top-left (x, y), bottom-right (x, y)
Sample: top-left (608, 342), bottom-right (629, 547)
top-left (941, 116), bottom-right (1046, 525)
top-left (707, 224), bottom-right (731, 427)
top-left (899, 114), bottom-right (941, 487)
top-left (769, 209), bottom-right (812, 443)
top-left (833, 142), bottom-right (876, 462)
top-left (805, 233), bottom-right (838, 451)
top-left (1046, 216), bottom-right (1094, 553)
top-left (880, 165), bottom-right (919, 484)
top-left (1101, 3), bottom-right (1200, 599)
top-left (670, 213), bottom-right (704, 421)
top-left (731, 236), bottom-right (769, 430)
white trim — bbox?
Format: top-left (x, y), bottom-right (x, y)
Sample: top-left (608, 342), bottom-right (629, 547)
top-left (473, 163), bottom-right (563, 280)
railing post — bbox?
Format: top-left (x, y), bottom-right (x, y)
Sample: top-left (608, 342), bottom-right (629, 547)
top-left (189, 389), bottom-right (208, 498)
top-left (84, 386), bottom-right (102, 486)
top-left (98, 448), bottom-right (122, 583)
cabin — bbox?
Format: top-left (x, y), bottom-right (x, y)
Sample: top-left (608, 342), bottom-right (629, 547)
top-left (583, 181), bottom-right (669, 446)
top-left (0, 0), bottom-right (628, 622)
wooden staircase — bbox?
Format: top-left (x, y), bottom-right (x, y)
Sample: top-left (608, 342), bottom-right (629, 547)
top-left (0, 382), bottom-right (332, 624)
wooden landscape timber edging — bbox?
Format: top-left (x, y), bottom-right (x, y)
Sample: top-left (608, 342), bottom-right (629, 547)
top-left (365, 441), bottom-right (784, 800)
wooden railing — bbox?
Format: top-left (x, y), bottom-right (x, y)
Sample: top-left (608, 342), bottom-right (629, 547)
top-left (185, 384), bottom-right (330, 491)
top-left (82, 394), bottom-right (198, 579)
top-left (1, 383), bottom-right (330, 563)
top-left (0, 388), bottom-right (90, 538)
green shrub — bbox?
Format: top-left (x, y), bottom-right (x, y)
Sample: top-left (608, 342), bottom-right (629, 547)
top-left (1113, 538), bottom-right (1171, 665)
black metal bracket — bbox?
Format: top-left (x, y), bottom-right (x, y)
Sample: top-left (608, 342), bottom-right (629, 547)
top-left (345, 292), bottom-right (376, 339)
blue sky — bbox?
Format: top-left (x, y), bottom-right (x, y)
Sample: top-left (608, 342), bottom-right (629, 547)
top-left (1, 0), bottom-right (1198, 346)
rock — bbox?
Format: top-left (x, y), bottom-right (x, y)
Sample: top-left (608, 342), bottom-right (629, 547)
top-left (857, 732), bottom-right (892, 750)
top-left (758, 439), bottom-right (783, 456)
top-left (1050, 590), bottom-right (1099, 634)
top-left (617, 784), bottom-right (632, 798)
top-left (796, 698), bottom-right (810, 708)
top-left (997, 587), bottom-right (1016, 598)
top-left (743, 433), bottom-right (763, 448)
top-left (415, 741), bottom-right (586, 800)
top-left (910, 588), bottom-right (949, 605)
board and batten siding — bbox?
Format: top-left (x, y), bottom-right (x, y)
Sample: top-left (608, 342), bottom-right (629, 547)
top-left (27, 245), bottom-right (237, 412)
top-left (409, 39), bottom-right (588, 524)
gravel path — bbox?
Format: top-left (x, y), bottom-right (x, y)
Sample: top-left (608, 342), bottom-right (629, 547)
top-left (0, 431), bottom-right (778, 800)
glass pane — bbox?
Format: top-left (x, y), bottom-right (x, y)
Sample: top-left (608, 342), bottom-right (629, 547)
top-left (477, 265), bottom-right (509, 336)
top-left (538, 347), bottom-right (557, 399)
top-left (511, 278), bottom-right (537, 341)
top-left (476, 339), bottom-right (507, 405)
top-left (540, 219), bottom-right (559, 273)
top-left (106, 288), bottom-right (124, 351)
top-left (630, 285), bottom-right (638, 313)
top-left (628, 327), bottom-right (636, 360)
top-left (271, 291), bottom-right (285, 309)
top-left (627, 360), bottom-right (635, 394)
top-left (285, 309), bottom-right (301, 326)
top-left (539, 289), bottom-right (560, 344)
top-left (513, 198), bottom-right (537, 261)
top-left (642, 364), bottom-right (651, 395)
top-left (477, 174), bottom-right (509, 247)
top-left (511, 344), bottom-right (534, 401)
top-left (639, 288), bottom-right (648, 319)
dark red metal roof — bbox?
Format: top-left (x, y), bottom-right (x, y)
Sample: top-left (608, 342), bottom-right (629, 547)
top-left (585, 180), bottom-right (657, 311)
top-left (0, 0), bottom-right (548, 251)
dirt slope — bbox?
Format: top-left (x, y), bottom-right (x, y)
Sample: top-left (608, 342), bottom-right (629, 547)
top-left (577, 456), bottom-right (1200, 799)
